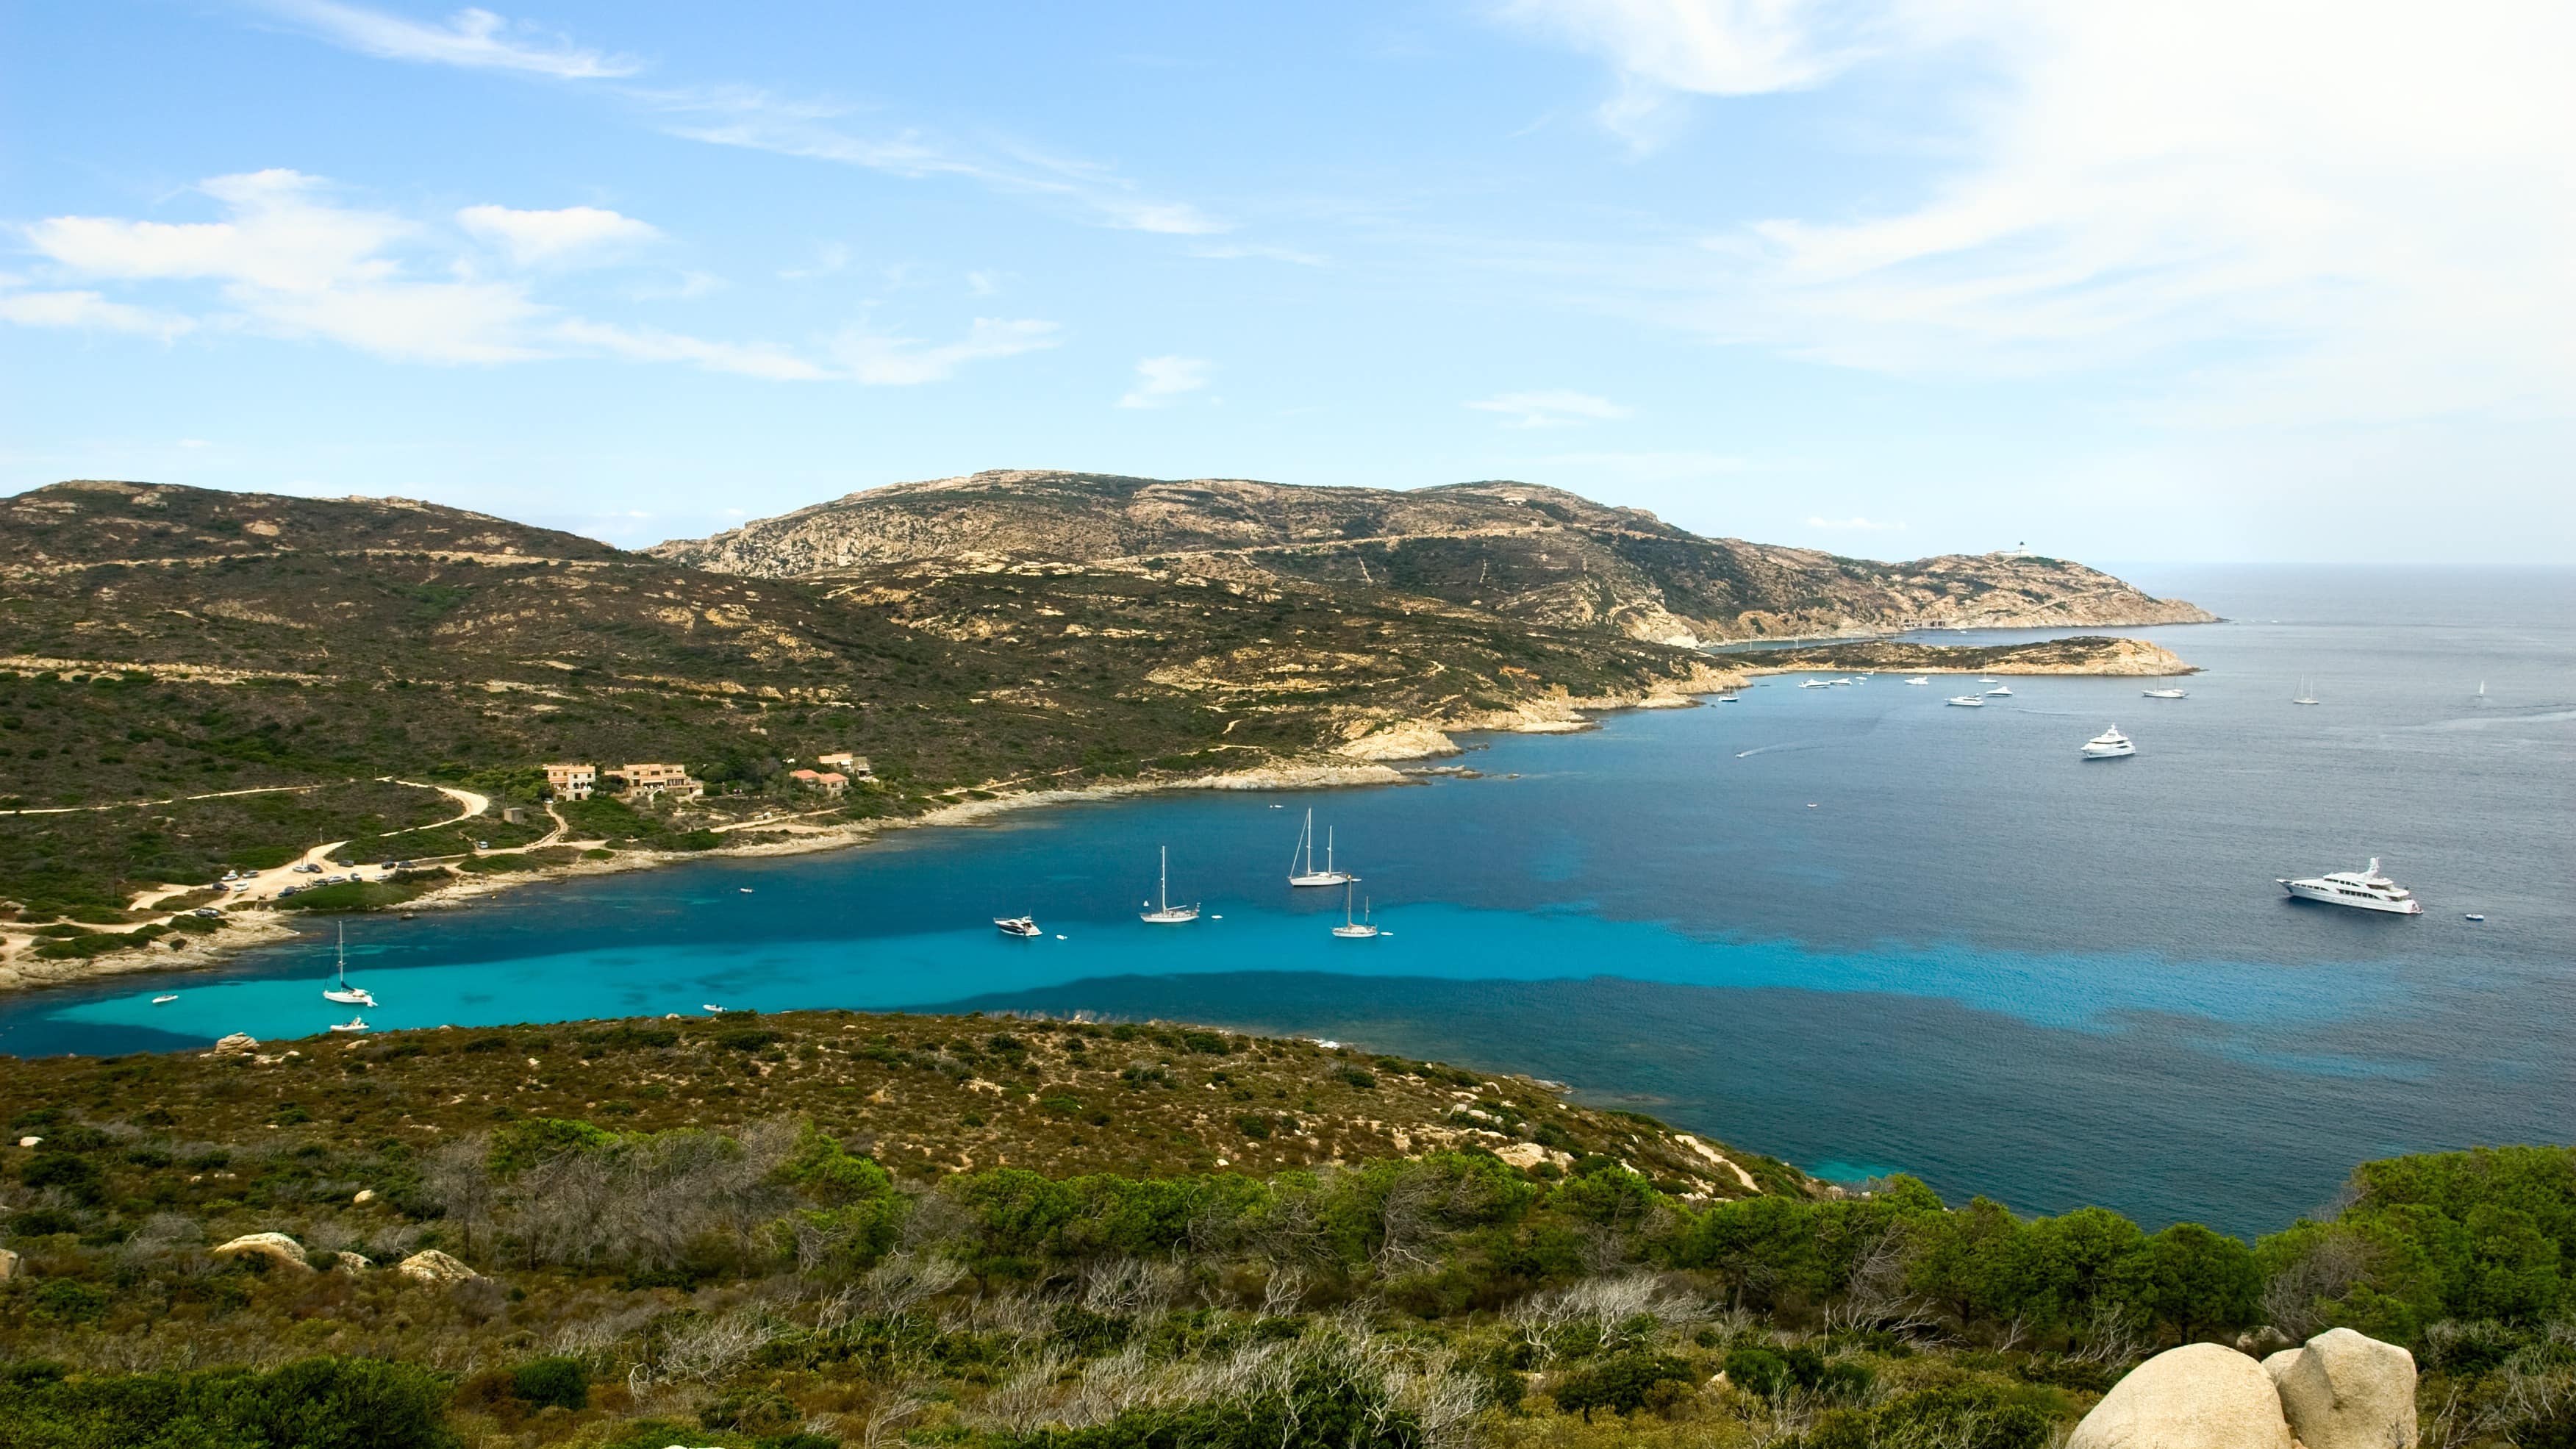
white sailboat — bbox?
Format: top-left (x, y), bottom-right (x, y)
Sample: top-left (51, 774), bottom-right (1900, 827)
top-left (1287, 808), bottom-right (1354, 887)
top-left (1331, 881), bottom-right (1380, 939)
top-left (2293, 679), bottom-right (2320, 706)
top-left (1140, 847), bottom-right (1201, 923)
top-left (2142, 688), bottom-right (2188, 699)
top-left (321, 923), bottom-right (375, 1007)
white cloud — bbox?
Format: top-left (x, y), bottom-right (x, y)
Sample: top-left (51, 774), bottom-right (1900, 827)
top-left (457, 204), bottom-right (659, 267)
top-left (260, 0), bottom-right (640, 79)
top-left (646, 87), bottom-right (1232, 237)
top-left (1117, 355), bottom-right (1214, 409)
top-left (1807, 515), bottom-right (1906, 531)
top-left (829, 318), bottom-right (1062, 385)
top-left (1496, 0), bottom-right (1856, 146)
top-left (10, 169), bottom-right (1055, 386)
top-left (0, 288), bottom-right (194, 340)
top-left (1467, 389), bottom-right (1634, 428)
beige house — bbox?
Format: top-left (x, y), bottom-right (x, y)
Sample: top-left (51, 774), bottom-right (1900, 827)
top-left (543, 762), bottom-right (598, 801)
top-left (616, 762), bottom-right (704, 801)
top-left (815, 751), bottom-right (872, 778)
top-left (789, 768), bottom-right (849, 797)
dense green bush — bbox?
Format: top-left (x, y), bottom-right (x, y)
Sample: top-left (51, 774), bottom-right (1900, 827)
top-left (0, 1356), bottom-right (457, 1449)
top-left (1800, 1384), bottom-right (2053, 1449)
top-left (507, 1357), bottom-right (587, 1412)
top-left (1551, 1350), bottom-right (1697, 1421)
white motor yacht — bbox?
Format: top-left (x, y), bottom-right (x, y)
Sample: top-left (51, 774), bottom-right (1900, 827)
top-left (1904, 677), bottom-right (1932, 686)
top-left (1141, 846), bottom-right (1201, 923)
top-left (1715, 693), bottom-right (1741, 703)
top-left (1798, 680), bottom-right (1829, 689)
top-left (2142, 688), bottom-right (2188, 699)
top-left (2080, 726), bottom-right (2135, 759)
top-left (1984, 684), bottom-right (2014, 697)
top-left (1946, 695), bottom-right (1985, 707)
top-left (1287, 809), bottom-right (1354, 887)
top-left (2278, 858), bottom-right (2423, 915)
top-left (994, 916), bottom-right (1042, 937)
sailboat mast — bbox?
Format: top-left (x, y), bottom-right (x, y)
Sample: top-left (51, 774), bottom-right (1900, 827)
top-left (1159, 846), bottom-right (1169, 912)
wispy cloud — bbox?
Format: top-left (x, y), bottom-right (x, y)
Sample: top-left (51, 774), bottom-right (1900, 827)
top-left (645, 87), bottom-right (1231, 237)
top-left (779, 241), bottom-right (851, 281)
top-left (0, 286), bottom-right (195, 340)
top-left (1495, 0), bottom-right (1858, 148)
top-left (10, 169), bottom-right (1055, 384)
top-left (1807, 515), bottom-right (1906, 531)
top-left (1117, 355), bottom-right (1213, 409)
top-left (1467, 389), bottom-right (1634, 428)
top-left (1503, 0), bottom-right (2576, 426)
top-left (258, 0), bottom-right (641, 79)
top-left (831, 318), bottom-right (1062, 385)
top-left (457, 204), bottom-right (659, 267)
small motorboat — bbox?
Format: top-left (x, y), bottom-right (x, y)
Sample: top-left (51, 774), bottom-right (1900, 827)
top-left (1984, 684), bottom-right (2014, 697)
top-left (1798, 680), bottom-right (1828, 689)
top-left (995, 916), bottom-right (1042, 938)
top-left (1946, 695), bottom-right (1986, 707)
top-left (2142, 688), bottom-right (2188, 699)
top-left (1905, 677), bottom-right (1932, 685)
top-left (328, 1017), bottom-right (369, 1034)
top-left (2465, 914), bottom-right (2486, 922)
top-left (739, 887), bottom-right (754, 893)
top-left (2081, 726), bottom-right (2136, 759)
top-left (701, 1003), bottom-right (726, 1014)
top-left (1715, 694), bottom-right (1741, 703)
top-left (151, 994), bottom-right (179, 1005)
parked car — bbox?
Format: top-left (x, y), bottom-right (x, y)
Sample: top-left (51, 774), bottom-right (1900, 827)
top-left (293, 862), bottom-right (323, 874)
top-left (191, 906), bottom-right (223, 918)
top-left (279, 886), bottom-right (300, 898)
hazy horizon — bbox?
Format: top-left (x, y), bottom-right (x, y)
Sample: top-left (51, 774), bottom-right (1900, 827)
top-left (6, 2), bottom-right (2572, 565)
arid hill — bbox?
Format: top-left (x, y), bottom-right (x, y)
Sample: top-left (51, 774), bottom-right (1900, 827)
top-left (652, 470), bottom-right (2213, 645)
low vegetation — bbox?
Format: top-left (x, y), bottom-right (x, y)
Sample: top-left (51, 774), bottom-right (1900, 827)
top-left (2, 1011), bottom-right (2569, 1448)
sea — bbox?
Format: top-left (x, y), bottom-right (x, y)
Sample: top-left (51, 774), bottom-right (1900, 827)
top-left (4, 565), bottom-right (2570, 1238)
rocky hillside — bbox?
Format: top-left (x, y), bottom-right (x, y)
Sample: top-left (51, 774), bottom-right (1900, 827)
top-left (0, 482), bottom-right (1734, 917)
top-left (651, 471), bottom-right (2214, 645)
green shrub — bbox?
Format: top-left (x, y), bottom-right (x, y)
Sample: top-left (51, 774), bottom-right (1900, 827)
top-left (1551, 1350), bottom-right (1696, 1422)
top-left (0, 1356), bottom-right (457, 1449)
top-left (507, 1356), bottom-right (587, 1412)
top-left (1802, 1384), bottom-right (2050, 1449)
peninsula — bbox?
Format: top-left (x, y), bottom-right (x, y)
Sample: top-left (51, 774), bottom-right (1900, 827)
top-left (0, 474), bottom-right (2205, 987)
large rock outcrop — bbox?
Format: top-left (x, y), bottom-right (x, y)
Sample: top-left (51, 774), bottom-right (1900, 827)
top-left (211, 1232), bottom-right (314, 1273)
top-left (2264, 1328), bottom-right (2419, 1449)
top-left (394, 1249), bottom-right (482, 1285)
top-left (2067, 1343), bottom-right (2295, 1449)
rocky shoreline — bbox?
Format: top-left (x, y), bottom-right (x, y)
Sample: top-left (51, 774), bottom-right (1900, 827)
top-left (0, 641), bottom-right (2191, 1000)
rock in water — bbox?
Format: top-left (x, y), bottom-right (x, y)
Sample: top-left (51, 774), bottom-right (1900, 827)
top-left (395, 1248), bottom-right (482, 1284)
top-left (2264, 1328), bottom-right (2419, 1449)
top-left (212, 1232), bottom-right (315, 1273)
top-left (2068, 1343), bottom-right (2294, 1449)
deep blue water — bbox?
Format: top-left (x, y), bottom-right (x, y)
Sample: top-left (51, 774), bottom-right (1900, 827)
top-left (4, 565), bottom-right (2571, 1236)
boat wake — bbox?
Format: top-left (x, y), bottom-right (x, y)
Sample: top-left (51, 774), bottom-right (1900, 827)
top-left (1734, 742), bottom-right (1824, 759)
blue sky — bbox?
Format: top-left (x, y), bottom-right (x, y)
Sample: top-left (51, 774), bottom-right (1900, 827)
top-left (4, 1), bottom-right (2571, 562)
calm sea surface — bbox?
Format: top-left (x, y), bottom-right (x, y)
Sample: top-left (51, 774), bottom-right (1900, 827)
top-left (5, 565), bottom-right (2571, 1235)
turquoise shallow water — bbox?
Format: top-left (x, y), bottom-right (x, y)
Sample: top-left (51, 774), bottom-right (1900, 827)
top-left (4, 564), bottom-right (2571, 1235)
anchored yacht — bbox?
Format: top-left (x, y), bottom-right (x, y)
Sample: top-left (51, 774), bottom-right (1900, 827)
top-left (1331, 881), bottom-right (1380, 939)
top-left (1946, 695), bottom-right (1985, 707)
top-left (2142, 688), bottom-right (2188, 699)
top-left (1905, 677), bottom-right (1932, 686)
top-left (321, 923), bottom-right (375, 1007)
top-left (1141, 846), bottom-right (1201, 923)
top-left (1287, 809), bottom-right (1354, 887)
top-left (1983, 684), bottom-right (2014, 697)
top-left (994, 916), bottom-right (1042, 938)
top-left (2279, 859), bottom-right (2423, 915)
top-left (2080, 726), bottom-right (2135, 759)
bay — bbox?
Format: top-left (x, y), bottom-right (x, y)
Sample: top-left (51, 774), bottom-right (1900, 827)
top-left (4, 563), bottom-right (2570, 1237)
